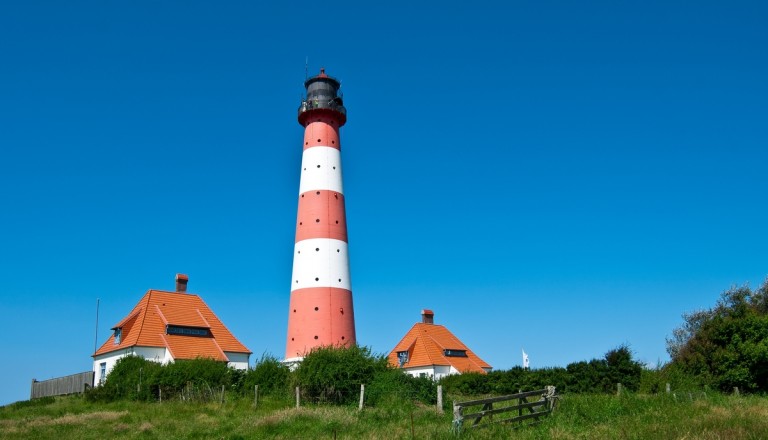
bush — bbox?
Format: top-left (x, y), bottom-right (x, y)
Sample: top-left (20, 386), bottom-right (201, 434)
top-left (85, 356), bottom-right (242, 402)
top-left (85, 355), bottom-right (162, 402)
top-left (293, 345), bottom-right (388, 405)
top-left (639, 362), bottom-right (704, 394)
top-left (366, 368), bottom-right (437, 407)
top-left (243, 354), bottom-right (291, 397)
top-left (440, 372), bottom-right (491, 395)
top-left (441, 346), bottom-right (644, 396)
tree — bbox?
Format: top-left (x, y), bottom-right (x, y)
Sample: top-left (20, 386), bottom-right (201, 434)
top-left (667, 279), bottom-right (768, 392)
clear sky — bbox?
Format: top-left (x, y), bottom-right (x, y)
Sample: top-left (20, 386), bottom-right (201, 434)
top-left (1, 1), bottom-right (766, 405)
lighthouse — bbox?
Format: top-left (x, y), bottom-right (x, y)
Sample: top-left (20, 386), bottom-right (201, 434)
top-left (285, 68), bottom-right (356, 363)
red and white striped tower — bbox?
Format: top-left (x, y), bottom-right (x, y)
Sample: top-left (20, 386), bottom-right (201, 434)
top-left (285, 68), bottom-right (355, 363)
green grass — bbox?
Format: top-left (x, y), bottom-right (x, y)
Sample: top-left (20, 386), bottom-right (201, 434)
top-left (2, 392), bottom-right (768, 439)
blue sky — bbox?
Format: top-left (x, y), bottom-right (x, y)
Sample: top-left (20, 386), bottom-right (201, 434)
top-left (1, 1), bottom-right (766, 405)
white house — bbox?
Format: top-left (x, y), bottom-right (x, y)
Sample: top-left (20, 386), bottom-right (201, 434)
top-left (388, 310), bottom-right (492, 379)
top-left (92, 274), bottom-right (251, 384)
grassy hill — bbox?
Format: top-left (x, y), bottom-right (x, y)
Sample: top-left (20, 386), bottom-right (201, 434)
top-left (2, 392), bottom-right (768, 439)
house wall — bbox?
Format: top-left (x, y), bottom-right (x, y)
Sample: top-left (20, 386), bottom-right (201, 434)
top-left (92, 346), bottom-right (168, 385)
top-left (224, 352), bottom-right (250, 370)
top-left (402, 365), bottom-right (455, 380)
top-left (93, 347), bottom-right (250, 385)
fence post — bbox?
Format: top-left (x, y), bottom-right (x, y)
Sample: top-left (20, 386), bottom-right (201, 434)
top-left (295, 386), bottom-right (300, 408)
top-left (221, 385), bottom-right (225, 404)
top-left (254, 385), bottom-right (259, 406)
top-left (733, 387), bottom-right (740, 396)
top-left (616, 383), bottom-right (622, 396)
top-left (451, 400), bottom-right (463, 434)
top-left (30, 379), bottom-right (36, 399)
top-left (437, 385), bottom-right (443, 413)
top-left (358, 384), bottom-right (365, 411)
top-left (666, 383), bottom-right (671, 394)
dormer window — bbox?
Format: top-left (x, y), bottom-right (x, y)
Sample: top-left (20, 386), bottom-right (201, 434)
top-left (444, 349), bottom-right (467, 357)
top-left (166, 325), bottom-right (210, 337)
top-left (397, 351), bottom-right (409, 366)
top-left (114, 328), bottom-right (122, 345)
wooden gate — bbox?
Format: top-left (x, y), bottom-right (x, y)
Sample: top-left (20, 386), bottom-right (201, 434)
top-left (452, 386), bottom-right (558, 432)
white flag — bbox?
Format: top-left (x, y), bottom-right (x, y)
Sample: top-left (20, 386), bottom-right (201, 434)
top-left (522, 349), bottom-right (529, 369)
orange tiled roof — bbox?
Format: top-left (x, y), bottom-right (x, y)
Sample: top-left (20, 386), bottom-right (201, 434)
top-left (388, 322), bottom-right (491, 374)
top-left (93, 289), bottom-right (251, 361)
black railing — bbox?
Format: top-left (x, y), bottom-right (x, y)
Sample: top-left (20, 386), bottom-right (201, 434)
top-left (298, 99), bottom-right (347, 117)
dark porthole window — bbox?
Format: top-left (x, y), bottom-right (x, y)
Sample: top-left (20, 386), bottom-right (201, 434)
top-left (314, 307), bottom-right (319, 311)
top-left (315, 219), bottom-right (320, 223)
top-left (317, 138), bottom-right (321, 142)
top-left (316, 191), bottom-right (320, 195)
top-left (315, 277), bottom-right (319, 281)
top-left (317, 165), bottom-right (321, 168)
top-left (315, 248), bottom-right (319, 251)
top-left (314, 336), bottom-right (319, 340)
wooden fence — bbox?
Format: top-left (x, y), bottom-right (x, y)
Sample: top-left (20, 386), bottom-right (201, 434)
top-left (30, 371), bottom-right (94, 399)
top-left (452, 386), bottom-right (558, 432)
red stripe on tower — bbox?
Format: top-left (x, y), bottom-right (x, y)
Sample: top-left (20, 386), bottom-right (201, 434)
top-left (285, 68), bottom-right (356, 363)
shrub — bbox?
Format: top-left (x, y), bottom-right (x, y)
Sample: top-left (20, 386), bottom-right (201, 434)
top-left (293, 345), bottom-right (388, 405)
top-left (366, 368), bottom-right (437, 407)
top-left (157, 357), bottom-right (233, 400)
top-left (440, 372), bottom-right (491, 395)
top-left (85, 355), bottom-right (162, 402)
top-left (85, 356), bottom-right (240, 402)
top-left (243, 354), bottom-right (291, 397)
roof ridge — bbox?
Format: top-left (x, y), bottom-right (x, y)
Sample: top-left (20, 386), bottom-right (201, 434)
top-left (112, 307), bottom-right (142, 329)
top-left (418, 331), bottom-right (445, 366)
top-left (193, 294), bottom-right (250, 351)
top-left (390, 323), bottom-right (419, 350)
top-left (154, 304), bottom-right (169, 325)
top-left (211, 338), bottom-right (228, 361)
top-left (196, 309), bottom-right (211, 328)
top-left (133, 290), bottom-right (154, 348)
top-left (159, 333), bottom-right (174, 360)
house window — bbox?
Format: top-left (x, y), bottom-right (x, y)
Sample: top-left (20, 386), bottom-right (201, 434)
top-left (397, 351), bottom-right (409, 366)
top-left (166, 325), bottom-right (210, 337)
top-left (114, 328), bottom-right (121, 344)
top-left (444, 349), bottom-right (468, 357)
top-left (99, 362), bottom-right (107, 384)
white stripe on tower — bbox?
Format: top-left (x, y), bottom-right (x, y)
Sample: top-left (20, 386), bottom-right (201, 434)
top-left (285, 69), bottom-right (356, 362)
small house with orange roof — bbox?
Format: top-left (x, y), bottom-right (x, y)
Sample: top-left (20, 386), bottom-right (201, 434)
top-left (388, 309), bottom-right (491, 379)
top-left (92, 274), bottom-right (251, 384)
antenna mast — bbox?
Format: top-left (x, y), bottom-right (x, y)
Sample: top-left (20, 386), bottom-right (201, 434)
top-left (94, 298), bottom-right (100, 354)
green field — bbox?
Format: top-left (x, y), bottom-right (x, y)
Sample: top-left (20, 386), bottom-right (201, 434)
top-left (2, 392), bottom-right (767, 439)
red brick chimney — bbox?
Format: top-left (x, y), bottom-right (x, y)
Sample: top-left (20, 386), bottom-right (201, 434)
top-left (175, 273), bottom-right (188, 293)
top-left (421, 309), bottom-right (434, 324)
